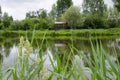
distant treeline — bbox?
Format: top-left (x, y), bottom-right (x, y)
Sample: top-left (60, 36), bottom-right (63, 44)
top-left (0, 0), bottom-right (120, 30)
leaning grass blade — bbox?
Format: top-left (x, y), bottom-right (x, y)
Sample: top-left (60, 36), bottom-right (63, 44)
top-left (56, 56), bottom-right (61, 74)
top-left (30, 28), bottom-right (35, 45)
top-left (99, 41), bottom-right (106, 79)
top-left (90, 40), bottom-right (99, 69)
top-left (29, 63), bottom-right (43, 80)
top-left (38, 30), bottom-right (47, 59)
top-left (106, 54), bottom-right (119, 76)
top-left (11, 69), bottom-right (18, 80)
top-left (48, 54), bottom-right (55, 70)
top-left (73, 47), bottom-right (94, 70)
top-left (0, 64), bottom-right (2, 80)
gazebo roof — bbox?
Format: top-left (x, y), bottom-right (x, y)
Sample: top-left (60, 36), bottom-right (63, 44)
top-left (55, 22), bottom-right (67, 25)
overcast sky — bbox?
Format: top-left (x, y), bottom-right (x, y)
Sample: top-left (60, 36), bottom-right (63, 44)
top-left (0, 0), bottom-right (113, 20)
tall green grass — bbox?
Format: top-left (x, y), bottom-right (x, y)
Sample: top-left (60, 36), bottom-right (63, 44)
top-left (73, 40), bottom-right (120, 80)
top-left (0, 31), bottom-right (120, 80)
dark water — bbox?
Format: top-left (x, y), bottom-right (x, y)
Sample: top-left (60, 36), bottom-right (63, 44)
top-left (0, 36), bottom-right (120, 68)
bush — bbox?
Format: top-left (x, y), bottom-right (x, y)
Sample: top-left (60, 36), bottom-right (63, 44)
top-left (107, 18), bottom-right (120, 28)
top-left (83, 14), bottom-right (108, 29)
top-left (0, 22), bottom-right (4, 29)
top-left (61, 6), bottom-right (83, 29)
top-left (22, 18), bottom-right (51, 30)
top-left (10, 21), bottom-right (23, 30)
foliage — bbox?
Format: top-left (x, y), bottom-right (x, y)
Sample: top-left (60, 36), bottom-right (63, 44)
top-left (0, 22), bottom-right (4, 29)
top-left (113, 0), bottom-right (120, 12)
top-left (10, 20), bottom-right (24, 30)
top-left (56, 0), bottom-right (73, 17)
top-left (82, 0), bottom-right (107, 16)
top-left (2, 12), bottom-right (13, 29)
top-left (107, 7), bottom-right (120, 28)
top-left (0, 6), bottom-right (2, 20)
top-left (26, 9), bottom-right (47, 18)
top-left (36, 18), bottom-right (49, 30)
top-left (61, 6), bottom-right (83, 29)
top-left (82, 14), bottom-right (108, 29)
top-left (49, 4), bottom-right (57, 20)
top-left (39, 9), bottom-right (47, 18)
top-left (18, 18), bottom-right (51, 30)
top-left (22, 19), bottom-right (31, 30)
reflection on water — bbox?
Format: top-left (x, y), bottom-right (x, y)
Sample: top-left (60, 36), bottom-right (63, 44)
top-left (2, 45), bottom-right (18, 69)
top-left (0, 37), bottom-right (120, 70)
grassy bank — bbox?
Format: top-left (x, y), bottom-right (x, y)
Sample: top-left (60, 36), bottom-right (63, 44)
top-left (0, 28), bottom-right (120, 39)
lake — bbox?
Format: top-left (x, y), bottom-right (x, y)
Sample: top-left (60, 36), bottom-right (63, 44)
top-left (0, 36), bottom-right (120, 67)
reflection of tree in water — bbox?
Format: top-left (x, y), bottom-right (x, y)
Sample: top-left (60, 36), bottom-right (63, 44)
top-left (0, 46), bottom-right (3, 64)
top-left (0, 37), bottom-right (18, 57)
top-left (54, 39), bottom-right (74, 70)
top-left (3, 42), bottom-right (13, 57)
top-left (0, 54), bottom-right (3, 64)
top-left (31, 38), bottom-right (49, 52)
top-left (107, 38), bottom-right (120, 62)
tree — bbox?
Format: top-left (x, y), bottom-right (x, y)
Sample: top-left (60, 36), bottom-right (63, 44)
top-left (113, 0), bottom-right (120, 12)
top-left (0, 6), bottom-right (2, 20)
top-left (10, 20), bottom-right (23, 30)
top-left (2, 12), bottom-right (13, 29)
top-left (56, 0), bottom-right (73, 17)
top-left (82, 0), bottom-right (107, 16)
top-left (26, 9), bottom-right (47, 19)
top-left (61, 6), bottom-right (82, 29)
top-left (0, 22), bottom-right (4, 29)
top-left (39, 9), bottom-right (47, 18)
top-left (26, 11), bottom-right (37, 18)
top-left (49, 4), bottom-right (57, 20)
top-left (83, 14), bottom-right (108, 29)
top-left (107, 7), bottom-right (120, 28)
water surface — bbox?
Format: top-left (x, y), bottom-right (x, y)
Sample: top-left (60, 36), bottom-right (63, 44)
top-left (0, 36), bottom-right (120, 69)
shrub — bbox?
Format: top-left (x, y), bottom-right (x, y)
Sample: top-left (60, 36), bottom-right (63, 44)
top-left (83, 14), bottom-right (108, 29)
top-left (61, 6), bottom-right (83, 29)
top-left (10, 20), bottom-right (23, 30)
top-left (0, 22), bottom-right (4, 29)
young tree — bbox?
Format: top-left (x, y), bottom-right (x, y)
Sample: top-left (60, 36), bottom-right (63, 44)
top-left (49, 4), bottom-right (57, 20)
top-left (61, 6), bottom-right (82, 29)
top-left (26, 11), bottom-right (37, 18)
top-left (107, 7), bottom-right (120, 28)
top-left (39, 9), bottom-right (47, 18)
top-left (2, 12), bottom-right (12, 29)
top-left (82, 0), bottom-right (107, 16)
top-left (26, 9), bottom-right (47, 18)
top-left (56, 0), bottom-right (73, 17)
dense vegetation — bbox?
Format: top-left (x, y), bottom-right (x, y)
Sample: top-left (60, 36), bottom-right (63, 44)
top-left (0, 0), bottom-right (120, 30)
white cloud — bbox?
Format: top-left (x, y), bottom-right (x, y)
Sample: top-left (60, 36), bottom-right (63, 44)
top-left (1, 0), bottom-right (57, 20)
top-left (104, 0), bottom-right (114, 7)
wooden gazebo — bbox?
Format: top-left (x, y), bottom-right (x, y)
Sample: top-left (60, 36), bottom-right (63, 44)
top-left (54, 21), bottom-right (67, 30)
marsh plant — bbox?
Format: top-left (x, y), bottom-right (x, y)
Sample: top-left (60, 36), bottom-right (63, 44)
top-left (1, 36), bottom-right (49, 80)
top-left (0, 36), bottom-right (120, 80)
